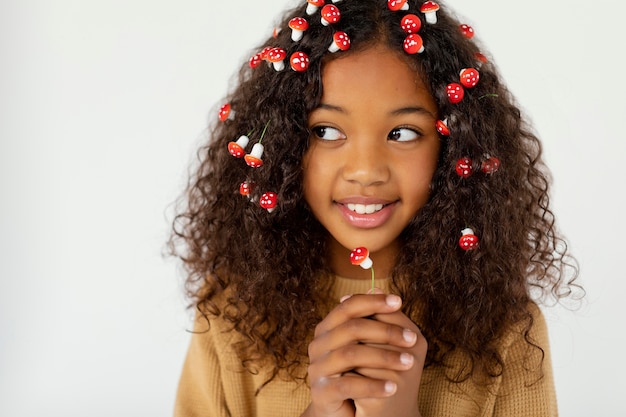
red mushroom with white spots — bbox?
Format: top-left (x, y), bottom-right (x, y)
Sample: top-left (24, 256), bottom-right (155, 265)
top-left (403, 33), bottom-right (424, 54)
top-left (460, 24), bottom-right (474, 38)
top-left (227, 135), bottom-right (250, 158)
top-left (436, 119), bottom-right (450, 136)
top-left (328, 31), bottom-right (351, 53)
top-left (259, 192), bottom-right (278, 213)
top-left (267, 47), bottom-right (287, 71)
top-left (249, 53), bottom-right (263, 69)
top-left (388, 0), bottom-right (409, 11)
top-left (290, 51), bottom-right (310, 72)
top-left (218, 103), bottom-right (234, 122)
top-left (289, 17), bottom-right (309, 42)
top-left (321, 4), bottom-right (341, 26)
top-left (401, 14), bottom-right (422, 34)
top-left (244, 143), bottom-right (265, 168)
top-left (459, 228), bottom-right (479, 251)
top-left (455, 157), bottom-right (473, 178)
top-left (446, 82), bottom-right (465, 104)
top-left (481, 156), bottom-right (501, 174)
top-left (459, 68), bottom-right (480, 88)
top-left (420, 1), bottom-right (440, 24)
top-left (350, 247), bottom-right (373, 269)
top-left (306, 0), bottom-right (325, 16)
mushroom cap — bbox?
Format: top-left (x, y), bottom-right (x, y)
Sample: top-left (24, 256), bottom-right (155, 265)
top-left (244, 155), bottom-right (263, 168)
top-left (350, 247), bottom-right (370, 266)
top-left (289, 17), bottom-right (309, 31)
top-left (459, 67), bottom-right (480, 88)
top-left (290, 51), bottom-right (310, 71)
top-left (481, 156), bottom-right (501, 174)
top-left (455, 157), bottom-right (473, 178)
top-left (435, 119), bottom-right (450, 136)
top-left (420, 1), bottom-right (440, 12)
top-left (307, 0), bottom-right (325, 5)
top-left (260, 192), bottom-right (278, 210)
top-left (218, 103), bottom-right (231, 122)
top-left (249, 53), bottom-right (263, 68)
top-left (228, 142), bottom-right (245, 158)
top-left (267, 47), bottom-right (287, 63)
top-left (400, 14), bottom-right (422, 34)
top-left (387, 0), bottom-right (408, 11)
top-left (446, 82), bottom-right (465, 104)
top-left (321, 4), bottom-right (341, 24)
top-left (332, 31), bottom-right (351, 50)
top-left (403, 34), bottom-right (424, 54)
top-left (475, 52), bottom-right (488, 63)
top-left (460, 24), bottom-right (474, 38)
top-left (259, 46), bottom-right (274, 60)
top-left (239, 181), bottom-right (254, 196)
top-left (459, 228), bottom-right (479, 250)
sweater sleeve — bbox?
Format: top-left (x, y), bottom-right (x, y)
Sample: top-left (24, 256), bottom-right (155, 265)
top-left (492, 305), bottom-right (558, 417)
top-left (174, 317), bottom-right (231, 417)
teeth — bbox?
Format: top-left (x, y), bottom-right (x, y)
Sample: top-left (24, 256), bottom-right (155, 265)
top-left (346, 203), bottom-right (384, 214)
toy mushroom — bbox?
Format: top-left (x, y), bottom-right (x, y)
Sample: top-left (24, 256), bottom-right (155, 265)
top-left (267, 47), bottom-right (287, 71)
top-left (388, 0), bottom-right (409, 11)
top-left (401, 14), bottom-right (422, 34)
top-left (459, 228), bottom-right (479, 251)
top-left (436, 119), bottom-right (450, 136)
top-left (446, 82), bottom-right (465, 104)
top-left (227, 135), bottom-right (250, 158)
top-left (244, 143), bottom-right (264, 168)
top-left (288, 17), bottom-right (309, 42)
top-left (328, 31), bottom-right (351, 53)
top-left (259, 192), bottom-right (278, 213)
top-left (403, 34), bottom-right (424, 54)
top-left (218, 103), bottom-right (234, 122)
top-left (239, 181), bottom-right (255, 200)
top-left (420, 1), bottom-right (440, 24)
top-left (455, 157), bottom-right (473, 178)
top-left (459, 68), bottom-right (480, 88)
top-left (481, 156), bottom-right (501, 174)
top-left (306, 0), bottom-right (325, 15)
top-left (249, 53), bottom-right (263, 69)
top-left (320, 4), bottom-right (341, 26)
top-left (350, 247), bottom-right (373, 269)
top-left (460, 24), bottom-right (474, 38)
top-left (290, 51), bottom-right (310, 72)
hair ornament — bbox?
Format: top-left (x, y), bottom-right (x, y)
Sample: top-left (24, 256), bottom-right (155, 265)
top-left (289, 17), bottom-right (309, 42)
top-left (267, 47), bottom-right (288, 71)
top-left (459, 24), bottom-right (474, 39)
top-left (244, 121), bottom-right (270, 168)
top-left (388, 0), bottom-right (409, 12)
top-left (481, 155), bottom-right (501, 174)
top-left (239, 181), bottom-right (256, 200)
top-left (475, 52), bottom-right (488, 64)
top-left (249, 53), bottom-right (263, 69)
top-left (273, 27), bottom-right (281, 38)
top-left (218, 103), bottom-right (234, 122)
top-left (401, 14), bottom-right (422, 34)
top-left (458, 228), bottom-right (479, 251)
top-left (455, 156), bottom-right (473, 178)
top-left (228, 133), bottom-right (251, 158)
top-left (290, 51), bottom-right (311, 71)
top-left (403, 33), bottom-right (424, 54)
top-left (446, 82), bottom-right (465, 104)
top-left (420, 1), bottom-right (440, 24)
top-left (259, 192), bottom-right (278, 212)
top-left (321, 4), bottom-right (341, 26)
top-left (436, 119), bottom-right (450, 136)
top-left (328, 31), bottom-right (351, 52)
top-left (331, 0), bottom-right (343, 3)
top-left (306, 0), bottom-right (325, 16)
top-left (459, 67), bottom-right (480, 88)
top-left (350, 247), bottom-right (376, 292)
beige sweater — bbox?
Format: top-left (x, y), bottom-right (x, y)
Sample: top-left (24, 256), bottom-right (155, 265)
top-left (175, 276), bottom-right (557, 417)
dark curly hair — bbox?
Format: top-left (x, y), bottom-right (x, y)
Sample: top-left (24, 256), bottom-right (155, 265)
top-left (170, 0), bottom-right (580, 384)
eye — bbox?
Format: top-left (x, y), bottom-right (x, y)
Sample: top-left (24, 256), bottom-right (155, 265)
top-left (312, 126), bottom-right (346, 141)
top-left (388, 127), bottom-right (421, 142)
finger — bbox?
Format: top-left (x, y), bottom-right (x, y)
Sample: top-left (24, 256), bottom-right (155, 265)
top-left (314, 294), bottom-right (403, 337)
top-left (308, 317), bottom-right (417, 359)
top-left (311, 372), bottom-right (397, 403)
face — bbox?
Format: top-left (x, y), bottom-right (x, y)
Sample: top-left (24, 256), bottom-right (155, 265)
top-left (302, 44), bottom-right (440, 278)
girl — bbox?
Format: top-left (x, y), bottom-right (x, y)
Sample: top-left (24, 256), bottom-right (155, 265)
top-left (170, 0), bottom-right (579, 416)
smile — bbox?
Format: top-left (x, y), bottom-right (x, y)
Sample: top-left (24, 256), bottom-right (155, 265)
top-left (346, 203), bottom-right (385, 214)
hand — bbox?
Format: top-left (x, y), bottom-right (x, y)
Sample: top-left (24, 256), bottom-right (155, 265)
top-left (302, 292), bottom-right (426, 417)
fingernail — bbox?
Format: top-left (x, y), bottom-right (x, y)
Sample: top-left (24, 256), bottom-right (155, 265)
top-left (403, 329), bottom-right (417, 344)
top-left (386, 294), bottom-right (401, 307)
top-left (340, 294), bottom-right (352, 303)
top-left (384, 381), bottom-right (397, 394)
top-left (400, 353), bottom-right (414, 367)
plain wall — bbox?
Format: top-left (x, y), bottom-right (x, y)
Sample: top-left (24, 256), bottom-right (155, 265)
top-left (1, 0), bottom-right (624, 415)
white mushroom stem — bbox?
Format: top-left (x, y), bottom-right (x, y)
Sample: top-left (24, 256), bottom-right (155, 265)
top-left (291, 29), bottom-right (304, 42)
top-left (272, 60), bottom-right (285, 71)
top-left (424, 11), bottom-right (438, 24)
top-left (328, 40), bottom-right (340, 53)
top-left (306, 4), bottom-right (318, 15)
top-left (236, 135), bottom-right (250, 148)
top-left (250, 143), bottom-right (264, 159)
top-left (359, 257), bottom-right (373, 269)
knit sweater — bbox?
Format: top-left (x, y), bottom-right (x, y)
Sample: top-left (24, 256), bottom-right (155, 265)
top-left (174, 276), bottom-right (557, 417)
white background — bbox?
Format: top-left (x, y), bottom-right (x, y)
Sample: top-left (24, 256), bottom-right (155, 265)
top-left (1, 0), bottom-right (624, 415)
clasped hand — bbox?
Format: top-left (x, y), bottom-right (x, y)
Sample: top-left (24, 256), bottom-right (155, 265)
top-left (303, 291), bottom-right (427, 417)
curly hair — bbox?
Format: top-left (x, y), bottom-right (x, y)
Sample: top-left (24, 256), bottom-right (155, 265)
top-left (170, 0), bottom-right (580, 384)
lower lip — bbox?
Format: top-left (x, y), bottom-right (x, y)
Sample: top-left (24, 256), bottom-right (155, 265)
top-left (336, 203), bottom-right (396, 229)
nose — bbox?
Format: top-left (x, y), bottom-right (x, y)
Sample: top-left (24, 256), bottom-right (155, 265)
top-left (341, 136), bottom-right (391, 187)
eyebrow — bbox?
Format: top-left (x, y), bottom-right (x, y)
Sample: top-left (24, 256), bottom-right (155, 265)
top-left (315, 103), bottom-right (436, 119)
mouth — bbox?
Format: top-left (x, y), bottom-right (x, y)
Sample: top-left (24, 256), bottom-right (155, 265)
top-left (346, 203), bottom-right (385, 214)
